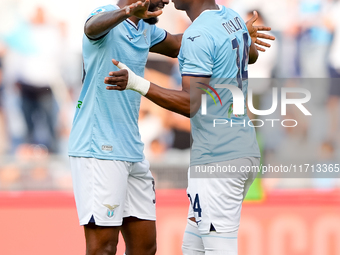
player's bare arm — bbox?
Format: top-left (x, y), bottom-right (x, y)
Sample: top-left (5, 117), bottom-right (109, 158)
top-left (85, 0), bottom-right (162, 40)
top-left (249, 40), bottom-right (259, 64)
top-left (246, 11), bottom-right (276, 54)
top-left (150, 33), bottom-right (183, 58)
top-left (144, 75), bottom-right (192, 117)
top-left (104, 59), bottom-right (207, 118)
top-left (145, 75), bottom-right (212, 117)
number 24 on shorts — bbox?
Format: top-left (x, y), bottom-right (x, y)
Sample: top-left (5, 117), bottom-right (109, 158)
top-left (188, 194), bottom-right (202, 217)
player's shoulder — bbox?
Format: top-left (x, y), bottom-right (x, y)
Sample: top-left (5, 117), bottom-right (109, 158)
top-left (185, 5), bottom-right (229, 37)
top-left (182, 26), bottom-right (213, 50)
top-left (90, 4), bottom-right (118, 16)
top-left (197, 6), bottom-right (245, 27)
top-left (193, 5), bottom-right (228, 24)
top-left (183, 19), bottom-right (213, 42)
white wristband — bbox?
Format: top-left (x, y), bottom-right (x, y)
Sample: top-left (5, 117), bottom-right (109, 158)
top-left (116, 62), bottom-right (150, 96)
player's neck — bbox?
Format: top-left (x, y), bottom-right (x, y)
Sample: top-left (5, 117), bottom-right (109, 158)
top-left (117, 0), bottom-right (140, 25)
top-left (186, 2), bottom-right (219, 22)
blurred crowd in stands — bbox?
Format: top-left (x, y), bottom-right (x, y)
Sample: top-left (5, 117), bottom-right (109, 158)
top-left (0, 0), bottom-right (339, 191)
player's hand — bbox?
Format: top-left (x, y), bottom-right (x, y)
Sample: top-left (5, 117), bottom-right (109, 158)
top-left (105, 59), bottom-right (151, 95)
top-left (105, 59), bottom-right (129, 91)
top-left (126, 0), bottom-right (162, 20)
top-left (246, 11), bottom-right (275, 52)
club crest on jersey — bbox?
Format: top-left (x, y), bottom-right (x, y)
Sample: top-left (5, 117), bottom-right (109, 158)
top-left (187, 35), bottom-right (200, 42)
top-left (143, 29), bottom-right (148, 44)
top-left (91, 8), bottom-right (105, 16)
top-left (103, 204), bottom-right (119, 218)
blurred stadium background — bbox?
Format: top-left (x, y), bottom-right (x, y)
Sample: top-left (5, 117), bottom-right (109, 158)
top-left (1, 0), bottom-right (340, 254)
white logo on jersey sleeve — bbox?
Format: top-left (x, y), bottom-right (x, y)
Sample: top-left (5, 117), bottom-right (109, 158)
top-left (91, 8), bottom-right (106, 16)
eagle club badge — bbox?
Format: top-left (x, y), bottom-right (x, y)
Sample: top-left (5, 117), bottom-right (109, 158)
top-left (103, 204), bottom-right (119, 218)
top-left (143, 29), bottom-right (148, 44)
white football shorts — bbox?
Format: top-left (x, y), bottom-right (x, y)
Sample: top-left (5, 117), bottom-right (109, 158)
top-left (70, 157), bottom-right (156, 226)
top-left (187, 157), bottom-right (260, 234)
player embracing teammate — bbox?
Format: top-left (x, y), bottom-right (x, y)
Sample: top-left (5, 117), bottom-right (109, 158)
top-left (69, 0), bottom-right (274, 254)
top-left (68, 0), bottom-right (182, 254)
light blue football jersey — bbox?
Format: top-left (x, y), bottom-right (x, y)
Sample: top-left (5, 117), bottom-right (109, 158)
top-left (178, 6), bottom-right (261, 166)
top-left (68, 5), bottom-right (166, 161)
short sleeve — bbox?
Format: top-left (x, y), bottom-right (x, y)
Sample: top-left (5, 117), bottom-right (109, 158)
top-left (86, 5), bottom-right (117, 22)
top-left (150, 25), bottom-right (167, 48)
top-left (85, 5), bottom-right (117, 42)
top-left (180, 29), bottom-right (214, 77)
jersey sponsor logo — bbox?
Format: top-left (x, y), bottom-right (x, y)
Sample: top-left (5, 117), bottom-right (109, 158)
top-left (91, 8), bottom-right (106, 16)
top-left (102, 145), bottom-right (113, 151)
top-left (126, 35), bottom-right (133, 41)
top-left (187, 35), bottom-right (200, 42)
top-left (103, 204), bottom-right (119, 218)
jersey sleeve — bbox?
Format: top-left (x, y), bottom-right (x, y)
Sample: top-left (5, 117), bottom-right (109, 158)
top-left (180, 29), bottom-right (215, 77)
top-left (86, 5), bottom-right (117, 22)
top-left (85, 5), bottom-right (118, 43)
top-left (150, 25), bottom-right (167, 48)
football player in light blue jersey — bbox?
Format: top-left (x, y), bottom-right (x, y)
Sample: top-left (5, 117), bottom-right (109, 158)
top-left (68, 1), bottom-right (183, 254)
top-left (104, 0), bottom-right (275, 253)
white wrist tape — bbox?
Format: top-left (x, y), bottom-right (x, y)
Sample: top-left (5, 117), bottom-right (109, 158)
top-left (116, 62), bottom-right (150, 96)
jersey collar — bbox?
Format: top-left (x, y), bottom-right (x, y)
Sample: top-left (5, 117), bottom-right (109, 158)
top-left (193, 5), bottom-right (223, 22)
top-left (113, 4), bottom-right (141, 30)
top-left (125, 18), bottom-right (140, 30)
